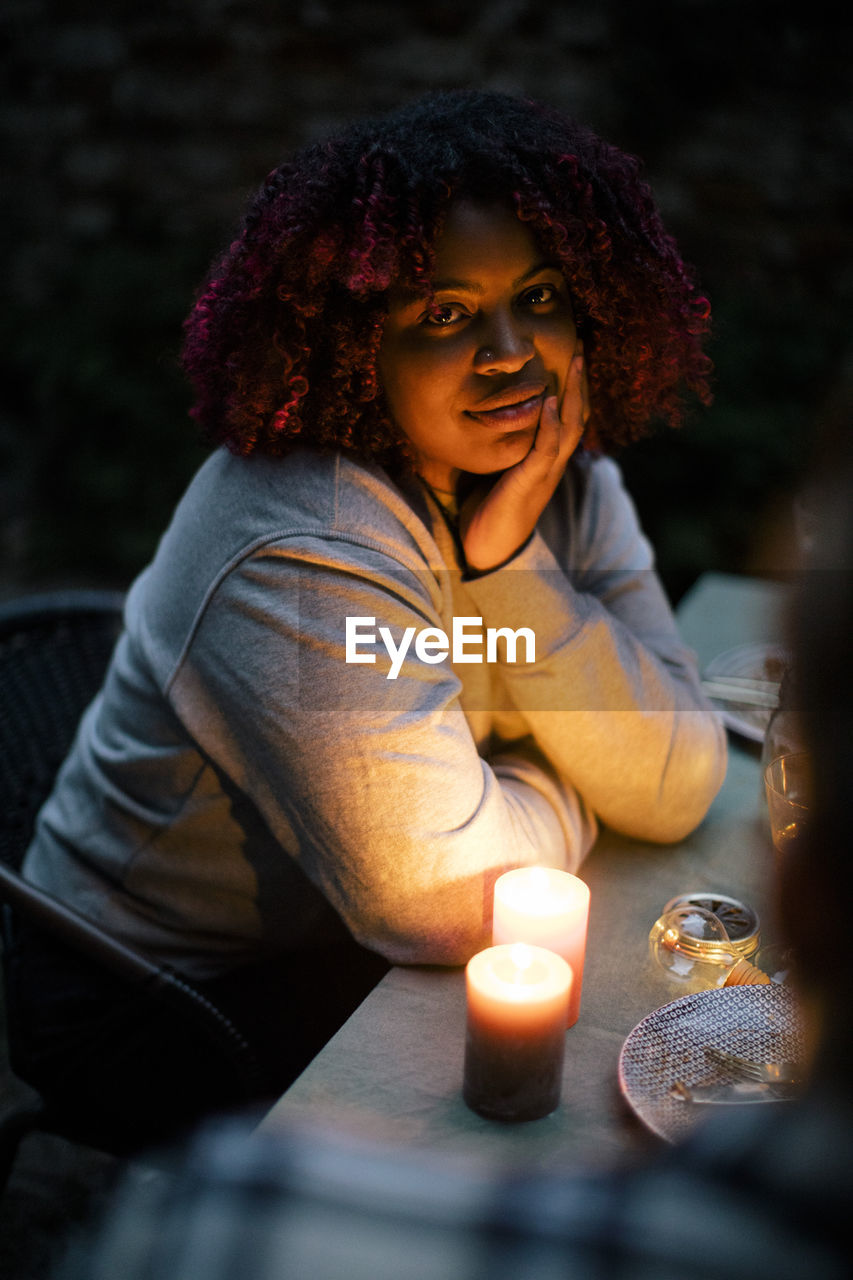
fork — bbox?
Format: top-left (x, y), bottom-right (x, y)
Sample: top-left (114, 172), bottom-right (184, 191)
top-left (705, 1047), bottom-right (804, 1085)
top-left (701, 678), bottom-right (780, 708)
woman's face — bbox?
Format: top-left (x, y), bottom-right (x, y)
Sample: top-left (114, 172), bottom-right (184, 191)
top-left (378, 199), bottom-right (579, 492)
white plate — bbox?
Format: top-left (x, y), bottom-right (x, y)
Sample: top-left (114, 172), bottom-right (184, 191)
top-left (704, 642), bottom-right (789, 742)
top-left (618, 984), bottom-right (805, 1143)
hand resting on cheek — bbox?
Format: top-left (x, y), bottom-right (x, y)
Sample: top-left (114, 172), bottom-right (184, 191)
top-left (459, 350), bottom-right (590, 574)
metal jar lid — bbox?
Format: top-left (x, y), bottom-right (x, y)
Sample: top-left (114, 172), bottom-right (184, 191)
top-left (663, 892), bottom-right (760, 958)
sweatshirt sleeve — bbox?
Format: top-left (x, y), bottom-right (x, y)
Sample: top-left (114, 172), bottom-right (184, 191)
top-left (169, 538), bottom-right (597, 968)
top-left (166, 455), bottom-right (723, 967)
top-left (463, 455), bottom-right (727, 842)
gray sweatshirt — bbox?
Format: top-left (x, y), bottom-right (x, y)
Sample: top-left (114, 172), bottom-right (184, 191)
top-left (23, 447), bottom-right (726, 977)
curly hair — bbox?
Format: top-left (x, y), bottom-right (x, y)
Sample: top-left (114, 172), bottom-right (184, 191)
top-left (182, 90), bottom-right (712, 466)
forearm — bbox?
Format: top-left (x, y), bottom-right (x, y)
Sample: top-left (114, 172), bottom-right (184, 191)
top-left (464, 533), bottom-right (726, 840)
top-left (174, 551), bottom-right (597, 967)
top-left (286, 718), bottom-right (596, 965)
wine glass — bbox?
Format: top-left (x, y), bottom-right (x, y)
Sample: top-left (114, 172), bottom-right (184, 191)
top-left (764, 751), bottom-right (811, 856)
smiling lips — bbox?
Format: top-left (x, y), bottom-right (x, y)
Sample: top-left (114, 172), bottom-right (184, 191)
top-left (465, 381), bottom-right (547, 429)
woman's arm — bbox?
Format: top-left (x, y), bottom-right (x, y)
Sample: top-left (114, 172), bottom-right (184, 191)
top-left (447, 350), bottom-right (724, 843)
top-left (462, 455), bottom-right (727, 842)
top-left (171, 545), bottom-right (597, 967)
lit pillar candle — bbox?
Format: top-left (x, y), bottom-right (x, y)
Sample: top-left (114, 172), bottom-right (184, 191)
top-left (492, 867), bottom-right (590, 1027)
top-left (463, 943), bottom-right (572, 1122)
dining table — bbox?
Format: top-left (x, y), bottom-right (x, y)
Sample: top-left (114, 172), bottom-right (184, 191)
top-left (260, 570), bottom-right (792, 1173)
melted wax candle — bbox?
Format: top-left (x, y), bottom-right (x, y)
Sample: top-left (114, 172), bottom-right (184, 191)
top-left (492, 866), bottom-right (590, 1026)
top-left (463, 943), bottom-right (572, 1122)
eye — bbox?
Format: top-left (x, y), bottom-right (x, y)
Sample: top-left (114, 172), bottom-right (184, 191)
top-left (422, 302), bottom-right (468, 327)
top-left (519, 283), bottom-right (559, 307)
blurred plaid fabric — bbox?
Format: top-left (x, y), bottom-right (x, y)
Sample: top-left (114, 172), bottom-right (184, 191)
top-left (57, 1094), bottom-right (852, 1280)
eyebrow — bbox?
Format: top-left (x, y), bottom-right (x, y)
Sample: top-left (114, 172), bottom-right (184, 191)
top-left (395, 259), bottom-right (561, 304)
top-left (430, 260), bottom-right (560, 296)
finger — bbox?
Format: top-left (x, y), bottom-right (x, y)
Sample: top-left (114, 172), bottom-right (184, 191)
top-left (540, 391), bottom-right (561, 432)
top-left (531, 394), bottom-right (581, 477)
top-left (559, 352), bottom-right (587, 428)
top-left (526, 393), bottom-right (562, 465)
top-left (579, 355), bottom-right (591, 427)
top-left (558, 358), bottom-right (587, 448)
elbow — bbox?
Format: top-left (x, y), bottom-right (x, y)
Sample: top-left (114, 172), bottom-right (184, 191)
top-left (352, 920), bottom-right (483, 968)
top-left (635, 802), bottom-right (715, 846)
top-left (645, 719), bottom-right (728, 843)
top-left (606, 715), bottom-right (728, 844)
top-left (341, 882), bottom-right (490, 968)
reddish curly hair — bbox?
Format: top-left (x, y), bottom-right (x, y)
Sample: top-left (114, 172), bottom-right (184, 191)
top-left (182, 90), bottom-right (712, 467)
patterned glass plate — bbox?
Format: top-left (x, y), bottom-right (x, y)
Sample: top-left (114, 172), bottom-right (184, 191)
top-left (704, 642), bottom-right (789, 742)
top-left (618, 985), bottom-right (805, 1144)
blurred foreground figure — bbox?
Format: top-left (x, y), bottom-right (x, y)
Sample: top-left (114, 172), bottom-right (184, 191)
top-left (55, 432), bottom-right (853, 1277)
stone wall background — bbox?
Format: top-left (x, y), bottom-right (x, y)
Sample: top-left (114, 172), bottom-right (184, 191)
top-left (2, 0), bottom-right (851, 600)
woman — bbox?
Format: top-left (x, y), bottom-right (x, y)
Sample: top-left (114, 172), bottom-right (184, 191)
top-left (17, 90), bottom-right (725, 1145)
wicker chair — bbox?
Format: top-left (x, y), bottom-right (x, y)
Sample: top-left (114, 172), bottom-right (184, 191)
top-left (0, 590), bottom-right (263, 1192)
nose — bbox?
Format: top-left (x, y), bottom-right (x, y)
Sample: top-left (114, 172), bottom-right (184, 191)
top-left (473, 311), bottom-right (535, 375)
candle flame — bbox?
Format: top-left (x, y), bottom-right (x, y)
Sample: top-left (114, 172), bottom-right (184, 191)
top-left (510, 942), bottom-right (534, 974)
